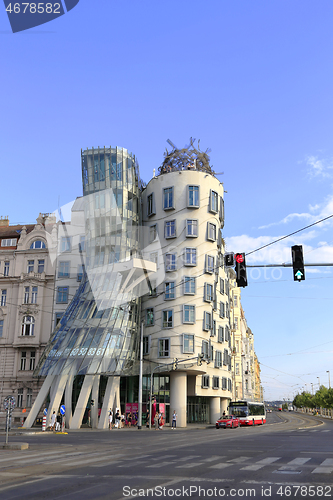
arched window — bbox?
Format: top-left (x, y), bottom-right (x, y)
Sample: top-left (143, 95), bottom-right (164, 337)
top-left (21, 316), bottom-right (35, 336)
top-left (30, 240), bottom-right (46, 249)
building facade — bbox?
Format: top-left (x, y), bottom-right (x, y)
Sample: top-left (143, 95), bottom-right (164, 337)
top-left (0, 214), bottom-right (56, 426)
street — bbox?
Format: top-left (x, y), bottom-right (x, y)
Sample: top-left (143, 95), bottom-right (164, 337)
top-left (0, 412), bottom-right (332, 499)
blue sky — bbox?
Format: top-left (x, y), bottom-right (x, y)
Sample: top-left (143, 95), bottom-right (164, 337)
top-left (2, 0), bottom-right (333, 400)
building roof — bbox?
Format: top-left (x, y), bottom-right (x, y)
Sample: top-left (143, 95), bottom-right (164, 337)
top-left (0, 224), bottom-right (34, 239)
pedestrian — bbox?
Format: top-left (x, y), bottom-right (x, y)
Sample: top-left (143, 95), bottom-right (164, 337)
top-left (159, 413), bottom-right (164, 430)
top-left (171, 410), bottom-right (177, 429)
top-left (154, 412), bottom-right (159, 430)
top-left (87, 409), bottom-right (91, 427)
top-left (50, 410), bottom-right (56, 431)
top-left (146, 409), bottom-right (150, 428)
top-left (115, 410), bottom-right (120, 428)
top-left (109, 409), bottom-right (113, 430)
top-left (127, 411), bottom-right (132, 427)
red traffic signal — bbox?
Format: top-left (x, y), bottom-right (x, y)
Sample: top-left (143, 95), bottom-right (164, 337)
top-left (234, 253), bottom-right (248, 287)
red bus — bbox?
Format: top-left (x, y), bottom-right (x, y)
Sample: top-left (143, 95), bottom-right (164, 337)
top-left (228, 401), bottom-right (266, 426)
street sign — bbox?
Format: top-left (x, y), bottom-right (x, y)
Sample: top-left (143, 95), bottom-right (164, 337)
top-left (43, 408), bottom-right (48, 416)
top-left (3, 396), bottom-right (16, 411)
top-left (60, 405), bottom-right (66, 415)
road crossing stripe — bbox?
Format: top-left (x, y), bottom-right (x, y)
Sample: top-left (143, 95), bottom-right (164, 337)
top-left (241, 457), bottom-right (281, 471)
top-left (286, 458), bottom-right (311, 465)
top-left (209, 463), bottom-right (233, 469)
top-left (201, 456), bottom-right (223, 462)
top-left (175, 462), bottom-right (204, 468)
top-left (145, 461), bottom-right (176, 468)
top-left (312, 467), bottom-right (333, 474)
top-left (227, 457), bottom-right (250, 463)
top-left (320, 459), bottom-right (333, 466)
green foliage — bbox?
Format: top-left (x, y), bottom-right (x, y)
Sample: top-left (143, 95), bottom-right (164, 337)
top-left (293, 386), bottom-right (333, 410)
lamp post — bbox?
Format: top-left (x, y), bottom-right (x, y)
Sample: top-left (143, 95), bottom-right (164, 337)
top-left (137, 321), bottom-right (143, 430)
top-left (311, 383), bottom-right (313, 395)
top-left (317, 377), bottom-right (320, 389)
top-left (327, 371), bottom-right (331, 389)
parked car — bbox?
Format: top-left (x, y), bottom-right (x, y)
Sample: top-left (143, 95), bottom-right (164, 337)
top-left (216, 415), bottom-right (240, 429)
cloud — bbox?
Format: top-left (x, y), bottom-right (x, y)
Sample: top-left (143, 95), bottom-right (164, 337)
top-left (306, 155), bottom-right (333, 179)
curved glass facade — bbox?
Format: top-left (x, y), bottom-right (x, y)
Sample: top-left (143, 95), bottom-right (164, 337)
top-left (35, 147), bottom-right (142, 378)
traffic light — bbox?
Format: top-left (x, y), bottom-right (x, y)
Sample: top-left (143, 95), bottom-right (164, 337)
top-left (172, 358), bottom-right (178, 370)
top-left (90, 399), bottom-right (95, 407)
top-left (224, 253), bottom-right (234, 267)
top-left (234, 253), bottom-right (248, 287)
top-left (291, 245), bottom-right (305, 281)
top-left (197, 353), bottom-right (204, 366)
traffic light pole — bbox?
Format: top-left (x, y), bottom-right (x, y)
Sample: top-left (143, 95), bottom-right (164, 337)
top-left (246, 263), bottom-right (333, 267)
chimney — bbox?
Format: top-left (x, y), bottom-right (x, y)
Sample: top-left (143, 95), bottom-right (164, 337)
top-left (0, 216), bottom-right (9, 227)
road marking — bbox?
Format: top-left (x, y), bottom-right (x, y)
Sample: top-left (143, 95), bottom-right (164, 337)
top-left (146, 461), bottom-right (176, 468)
top-left (201, 456), bottom-right (222, 462)
top-left (312, 467), bottom-right (333, 474)
top-left (286, 458), bottom-right (311, 465)
top-left (209, 463), bottom-right (233, 469)
top-left (175, 462), bottom-right (204, 468)
top-left (227, 456), bottom-right (250, 463)
top-left (241, 457), bottom-right (281, 471)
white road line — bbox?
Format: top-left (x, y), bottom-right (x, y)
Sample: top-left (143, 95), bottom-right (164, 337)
top-left (209, 463), bottom-right (233, 469)
top-left (146, 461), bottom-right (176, 468)
top-left (175, 462), bottom-right (204, 469)
top-left (201, 456), bottom-right (223, 462)
top-left (312, 467), bottom-right (333, 474)
top-left (286, 458), bottom-right (311, 466)
top-left (241, 457), bottom-right (281, 471)
top-left (227, 457), bottom-right (250, 463)
top-left (320, 458), bottom-right (333, 466)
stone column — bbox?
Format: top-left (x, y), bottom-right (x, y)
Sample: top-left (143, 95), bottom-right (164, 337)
top-left (221, 398), bottom-right (229, 415)
top-left (210, 396), bottom-right (221, 424)
top-left (170, 372), bottom-right (187, 427)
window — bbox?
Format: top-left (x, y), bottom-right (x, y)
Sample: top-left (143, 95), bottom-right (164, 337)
top-left (218, 326), bottom-right (224, 343)
top-left (184, 248), bottom-right (196, 266)
top-left (202, 375), bottom-right (209, 388)
top-left (61, 237), bottom-right (71, 252)
top-left (38, 259), bottom-right (45, 273)
top-left (1, 289), bottom-right (6, 306)
top-left (27, 388), bottom-right (33, 407)
top-left (184, 277), bottom-right (195, 295)
top-left (79, 236), bottom-right (86, 252)
top-left (187, 185), bottom-right (199, 208)
top-left (146, 308), bottom-right (154, 326)
top-left (30, 240), bottom-right (46, 249)
top-left (183, 334), bottom-right (194, 353)
top-left (17, 388), bottom-right (23, 408)
top-left (27, 260), bottom-right (34, 273)
top-left (158, 338), bottom-right (170, 357)
top-left (186, 219), bottom-right (198, 237)
top-left (202, 340), bottom-right (209, 359)
top-left (204, 283), bottom-right (213, 302)
top-left (222, 377), bottom-right (227, 390)
top-left (162, 310), bottom-right (173, 328)
top-left (77, 264), bottom-right (84, 282)
top-left (215, 350), bottom-right (222, 368)
top-left (219, 301), bottom-right (225, 318)
top-left (213, 376), bottom-right (220, 389)
top-left (165, 253), bottom-right (176, 271)
top-left (165, 220), bottom-right (176, 238)
top-left (55, 312), bottom-right (62, 326)
top-left (205, 255), bottom-right (214, 274)
top-left (207, 223), bottom-right (216, 241)
top-left (4, 261), bottom-right (9, 276)
top-left (143, 336), bottom-right (150, 355)
top-left (24, 287), bottom-right (29, 304)
top-left (228, 379), bottom-right (232, 392)
top-left (203, 312), bottom-right (212, 331)
top-left (234, 296), bottom-right (238, 307)
top-left (223, 349), bottom-right (228, 366)
top-left (58, 261), bottom-right (70, 278)
top-left (21, 316), bottom-right (35, 336)
top-left (20, 351), bottom-right (27, 370)
top-left (31, 287), bottom-right (38, 304)
top-left (165, 281), bottom-right (175, 300)
top-left (149, 279), bottom-right (157, 296)
top-left (163, 187), bottom-right (174, 210)
top-left (29, 351), bottom-right (36, 370)
top-left (147, 193), bottom-right (155, 216)
top-left (236, 363), bottom-right (240, 375)
top-left (149, 224), bottom-right (157, 243)
top-left (183, 305), bottom-right (195, 324)
top-left (210, 190), bottom-right (218, 213)
top-left (1, 238), bottom-right (17, 247)
top-left (219, 196), bottom-right (224, 224)
top-left (150, 252), bottom-right (158, 268)
top-left (234, 317), bottom-right (238, 330)
top-left (0, 320), bottom-right (3, 338)
top-left (57, 287), bottom-right (69, 303)
top-left (212, 319), bottom-right (216, 337)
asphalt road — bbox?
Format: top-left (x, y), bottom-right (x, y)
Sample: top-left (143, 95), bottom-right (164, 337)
top-left (0, 412), bottom-right (332, 500)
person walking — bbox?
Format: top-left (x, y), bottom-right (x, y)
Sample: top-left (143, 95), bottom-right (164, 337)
top-left (108, 409), bottom-right (113, 430)
top-left (154, 412), bottom-right (159, 430)
top-left (115, 410), bottom-right (120, 428)
top-left (50, 411), bottom-right (56, 431)
top-left (171, 410), bottom-right (177, 429)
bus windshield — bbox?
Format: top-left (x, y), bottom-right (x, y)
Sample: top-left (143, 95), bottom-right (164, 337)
top-left (229, 405), bottom-right (248, 417)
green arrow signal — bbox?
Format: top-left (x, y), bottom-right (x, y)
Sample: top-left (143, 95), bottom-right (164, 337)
top-left (295, 270), bottom-right (303, 280)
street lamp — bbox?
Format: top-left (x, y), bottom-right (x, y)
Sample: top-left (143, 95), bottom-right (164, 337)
top-left (317, 377), bottom-right (320, 389)
top-left (311, 383), bottom-right (313, 395)
top-left (327, 371), bottom-right (331, 389)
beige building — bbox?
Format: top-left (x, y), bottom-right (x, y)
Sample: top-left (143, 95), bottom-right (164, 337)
top-left (141, 168), bottom-right (232, 426)
top-left (0, 214), bottom-right (56, 426)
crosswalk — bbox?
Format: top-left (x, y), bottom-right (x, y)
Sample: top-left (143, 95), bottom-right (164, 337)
top-left (1, 449), bottom-right (333, 476)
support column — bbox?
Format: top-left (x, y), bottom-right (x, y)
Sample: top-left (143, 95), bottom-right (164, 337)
top-left (221, 398), bottom-right (229, 415)
top-left (70, 375), bottom-right (96, 429)
top-left (98, 376), bottom-right (120, 429)
top-left (91, 375), bottom-right (100, 429)
top-left (210, 396), bottom-right (221, 425)
top-left (64, 374), bottom-right (74, 428)
top-left (23, 374), bottom-right (54, 428)
top-left (46, 374), bottom-right (68, 428)
top-left (170, 372), bottom-right (187, 428)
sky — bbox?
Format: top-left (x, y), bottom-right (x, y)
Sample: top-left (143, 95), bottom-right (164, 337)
top-left (2, 0), bottom-right (333, 401)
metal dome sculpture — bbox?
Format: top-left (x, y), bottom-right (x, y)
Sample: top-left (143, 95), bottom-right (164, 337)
top-left (158, 137), bottom-right (215, 175)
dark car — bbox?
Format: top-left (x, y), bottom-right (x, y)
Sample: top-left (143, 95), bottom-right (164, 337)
top-left (216, 415), bottom-right (240, 429)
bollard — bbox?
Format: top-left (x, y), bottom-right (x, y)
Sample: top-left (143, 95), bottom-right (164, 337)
top-left (42, 415), bottom-right (46, 432)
